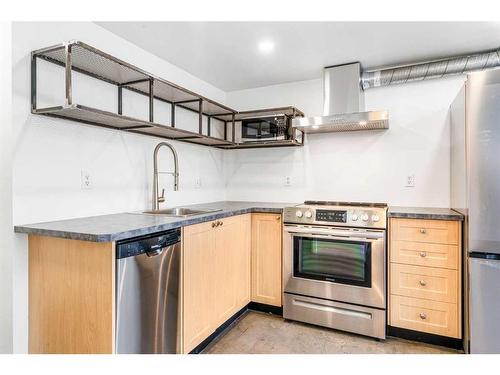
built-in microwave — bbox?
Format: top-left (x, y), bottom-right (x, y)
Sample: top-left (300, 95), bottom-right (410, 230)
top-left (241, 115), bottom-right (289, 142)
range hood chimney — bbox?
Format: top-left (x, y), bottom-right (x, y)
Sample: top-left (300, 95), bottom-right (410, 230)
top-left (292, 63), bottom-right (389, 133)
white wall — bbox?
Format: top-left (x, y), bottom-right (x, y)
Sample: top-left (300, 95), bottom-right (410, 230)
top-left (0, 22), bottom-right (13, 354)
top-left (11, 22), bottom-right (230, 352)
top-left (225, 76), bottom-right (465, 207)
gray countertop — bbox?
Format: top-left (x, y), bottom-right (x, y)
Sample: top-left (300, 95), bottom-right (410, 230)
top-left (14, 201), bottom-right (295, 242)
top-left (387, 206), bottom-right (463, 221)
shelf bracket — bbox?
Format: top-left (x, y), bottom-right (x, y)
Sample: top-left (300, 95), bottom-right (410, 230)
top-left (31, 52), bottom-right (37, 112)
top-left (171, 103), bottom-right (176, 128)
top-left (64, 44), bottom-right (73, 106)
top-left (118, 86), bottom-right (123, 115)
top-left (231, 113), bottom-right (235, 143)
top-left (198, 99), bottom-right (203, 135)
top-left (149, 79), bottom-right (154, 123)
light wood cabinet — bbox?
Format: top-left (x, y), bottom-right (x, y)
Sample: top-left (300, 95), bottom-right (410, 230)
top-left (236, 214), bottom-right (252, 308)
top-left (182, 214), bottom-right (251, 353)
top-left (182, 220), bottom-right (216, 353)
top-left (390, 295), bottom-right (459, 338)
top-left (251, 213), bottom-right (283, 307)
top-left (389, 217), bottom-right (462, 338)
top-left (27, 211), bottom-right (277, 354)
top-left (391, 218), bottom-right (459, 245)
top-left (214, 214), bottom-right (251, 327)
top-left (390, 263), bottom-right (458, 303)
top-left (29, 236), bottom-right (115, 354)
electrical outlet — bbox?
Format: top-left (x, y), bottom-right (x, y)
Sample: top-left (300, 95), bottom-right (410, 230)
top-left (284, 176), bottom-right (292, 187)
top-left (195, 177), bottom-right (202, 189)
top-left (81, 170), bottom-right (92, 190)
top-left (405, 174), bottom-right (416, 187)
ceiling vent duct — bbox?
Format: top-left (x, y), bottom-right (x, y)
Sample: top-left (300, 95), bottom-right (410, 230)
top-left (361, 47), bottom-right (500, 89)
top-left (292, 63), bottom-right (389, 134)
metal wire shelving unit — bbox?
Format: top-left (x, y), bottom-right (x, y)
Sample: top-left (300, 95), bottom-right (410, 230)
top-left (31, 41), bottom-right (305, 149)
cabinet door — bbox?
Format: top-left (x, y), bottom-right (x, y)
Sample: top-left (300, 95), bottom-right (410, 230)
top-left (213, 215), bottom-right (241, 327)
top-left (182, 221), bottom-right (215, 353)
top-left (236, 214), bottom-right (252, 308)
top-left (251, 213), bottom-right (282, 307)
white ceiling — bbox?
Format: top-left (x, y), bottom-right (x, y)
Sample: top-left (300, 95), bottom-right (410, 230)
top-left (97, 22), bottom-right (500, 92)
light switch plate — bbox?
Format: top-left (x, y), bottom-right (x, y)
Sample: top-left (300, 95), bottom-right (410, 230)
top-left (284, 176), bottom-right (292, 187)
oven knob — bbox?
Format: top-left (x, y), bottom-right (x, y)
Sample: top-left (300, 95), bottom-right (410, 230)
top-left (361, 214), bottom-right (369, 221)
top-left (304, 211), bottom-right (313, 218)
top-left (351, 214), bottom-right (358, 221)
top-left (372, 214), bottom-right (380, 222)
top-left (295, 210), bottom-right (303, 218)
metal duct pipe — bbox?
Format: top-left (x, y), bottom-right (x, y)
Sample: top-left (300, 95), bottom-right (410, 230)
top-left (361, 48), bottom-right (500, 89)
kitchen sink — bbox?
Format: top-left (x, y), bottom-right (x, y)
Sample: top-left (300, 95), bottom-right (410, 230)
top-left (142, 207), bottom-right (222, 217)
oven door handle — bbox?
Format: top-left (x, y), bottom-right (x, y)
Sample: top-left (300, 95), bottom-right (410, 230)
top-left (284, 226), bottom-right (385, 240)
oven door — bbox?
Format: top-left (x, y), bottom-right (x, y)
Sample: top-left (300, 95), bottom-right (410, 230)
top-left (283, 225), bottom-right (386, 309)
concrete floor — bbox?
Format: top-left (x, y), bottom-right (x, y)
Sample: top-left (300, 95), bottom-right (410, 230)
top-left (203, 311), bottom-right (461, 354)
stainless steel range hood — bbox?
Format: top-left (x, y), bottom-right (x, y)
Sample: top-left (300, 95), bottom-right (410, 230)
top-left (292, 63), bottom-right (389, 133)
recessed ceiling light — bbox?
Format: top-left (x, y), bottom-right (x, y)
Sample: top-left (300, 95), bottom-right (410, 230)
top-left (312, 125), bottom-right (319, 129)
top-left (359, 120), bottom-right (368, 126)
top-left (258, 40), bottom-right (275, 54)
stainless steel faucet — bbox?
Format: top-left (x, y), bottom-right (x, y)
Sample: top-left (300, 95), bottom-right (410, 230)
top-left (152, 142), bottom-right (179, 210)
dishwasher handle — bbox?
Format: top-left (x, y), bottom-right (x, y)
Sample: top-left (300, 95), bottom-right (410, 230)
top-left (146, 244), bottom-right (165, 257)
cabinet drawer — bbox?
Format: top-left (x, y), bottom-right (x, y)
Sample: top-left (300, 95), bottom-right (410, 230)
top-left (391, 218), bottom-right (459, 245)
top-left (390, 264), bottom-right (458, 303)
top-left (390, 295), bottom-right (459, 338)
top-left (391, 240), bottom-right (459, 269)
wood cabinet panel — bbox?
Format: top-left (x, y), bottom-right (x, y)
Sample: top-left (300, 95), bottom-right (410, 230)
top-left (182, 221), bottom-right (216, 353)
top-left (391, 240), bottom-right (459, 269)
top-left (390, 263), bottom-right (458, 303)
top-left (236, 214), bottom-right (252, 308)
top-left (214, 215), bottom-right (242, 327)
top-left (391, 218), bottom-right (459, 245)
top-left (390, 295), bottom-right (459, 338)
top-left (388, 217), bottom-right (462, 339)
top-left (182, 214), bottom-right (251, 353)
top-left (29, 236), bottom-right (115, 354)
top-left (251, 213), bottom-right (282, 307)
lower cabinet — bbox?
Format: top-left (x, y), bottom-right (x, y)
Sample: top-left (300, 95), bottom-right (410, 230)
top-left (388, 218), bottom-right (462, 339)
top-left (182, 214), bottom-right (251, 353)
top-left (251, 213), bottom-right (283, 307)
top-left (181, 212), bottom-right (282, 353)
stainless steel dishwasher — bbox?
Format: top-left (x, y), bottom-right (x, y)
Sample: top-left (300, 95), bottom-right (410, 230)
top-left (115, 228), bottom-right (181, 354)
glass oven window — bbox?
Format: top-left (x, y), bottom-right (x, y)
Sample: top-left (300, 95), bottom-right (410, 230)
top-left (293, 236), bottom-right (372, 288)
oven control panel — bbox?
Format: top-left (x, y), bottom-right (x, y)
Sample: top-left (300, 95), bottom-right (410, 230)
top-left (316, 210), bottom-right (347, 223)
top-left (283, 204), bottom-right (387, 229)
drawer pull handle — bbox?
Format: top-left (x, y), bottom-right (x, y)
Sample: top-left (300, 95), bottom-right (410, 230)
top-left (419, 313), bottom-right (427, 320)
top-left (419, 251), bottom-right (427, 258)
top-left (219, 221), bottom-right (223, 226)
top-left (419, 228), bottom-right (427, 234)
top-left (419, 280), bottom-right (427, 287)
top-left (212, 222), bottom-right (217, 228)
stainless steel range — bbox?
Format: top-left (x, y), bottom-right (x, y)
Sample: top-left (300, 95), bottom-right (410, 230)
top-left (283, 201), bottom-right (388, 339)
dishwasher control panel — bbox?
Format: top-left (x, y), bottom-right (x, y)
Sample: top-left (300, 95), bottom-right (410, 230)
top-left (116, 228), bottom-right (181, 259)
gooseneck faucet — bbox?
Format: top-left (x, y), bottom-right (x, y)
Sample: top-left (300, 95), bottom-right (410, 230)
top-left (152, 142), bottom-right (179, 210)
